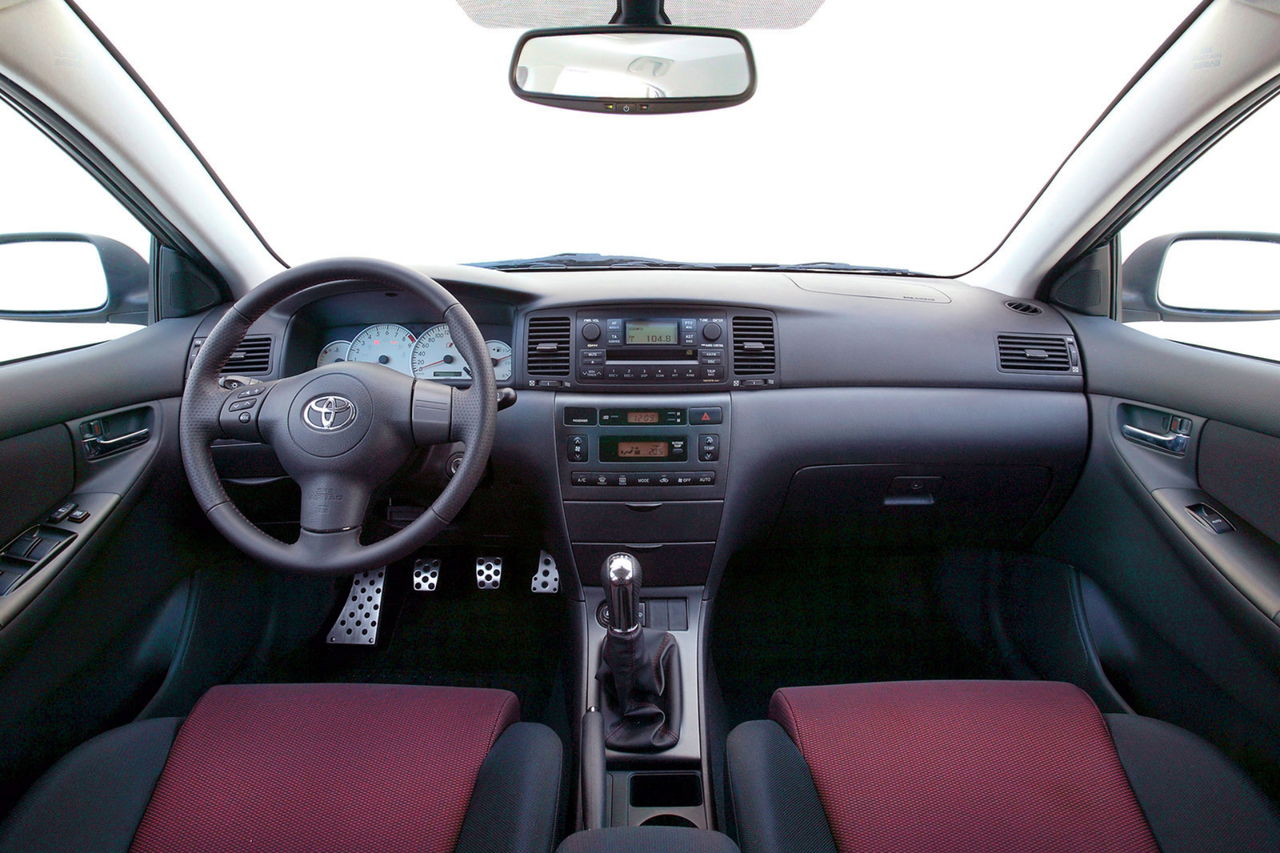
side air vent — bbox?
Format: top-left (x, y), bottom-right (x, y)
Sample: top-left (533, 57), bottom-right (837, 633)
top-left (732, 315), bottom-right (777, 375)
top-left (526, 316), bottom-right (571, 376)
top-left (222, 336), bottom-right (272, 375)
top-left (997, 334), bottom-right (1078, 374)
top-left (1004, 300), bottom-right (1043, 315)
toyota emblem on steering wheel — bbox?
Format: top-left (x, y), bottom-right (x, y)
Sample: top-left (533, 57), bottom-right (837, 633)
top-left (303, 395), bottom-right (357, 432)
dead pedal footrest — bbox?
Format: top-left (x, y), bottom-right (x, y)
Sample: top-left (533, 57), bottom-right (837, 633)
top-left (326, 568), bottom-right (386, 645)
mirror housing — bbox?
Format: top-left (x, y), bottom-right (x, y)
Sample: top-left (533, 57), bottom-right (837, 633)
top-left (1122, 232), bottom-right (1280, 322)
top-left (511, 26), bottom-right (756, 114)
top-left (0, 233), bottom-right (149, 324)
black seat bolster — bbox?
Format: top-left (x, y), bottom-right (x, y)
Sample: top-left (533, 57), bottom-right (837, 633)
top-left (1107, 713), bottom-right (1280, 853)
top-left (0, 717), bottom-right (181, 853)
top-left (726, 720), bottom-right (837, 853)
top-left (557, 827), bottom-right (741, 852)
top-left (455, 721), bottom-right (564, 853)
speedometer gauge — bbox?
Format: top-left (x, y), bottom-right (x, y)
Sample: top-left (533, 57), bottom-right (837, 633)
top-left (347, 324), bottom-right (415, 375)
top-left (316, 340), bottom-right (350, 367)
top-left (411, 324), bottom-right (463, 380)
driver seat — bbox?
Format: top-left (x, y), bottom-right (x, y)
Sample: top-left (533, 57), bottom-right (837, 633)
top-left (0, 683), bottom-right (562, 853)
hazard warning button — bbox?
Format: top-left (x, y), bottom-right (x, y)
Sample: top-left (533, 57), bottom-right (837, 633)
top-left (689, 406), bottom-right (723, 425)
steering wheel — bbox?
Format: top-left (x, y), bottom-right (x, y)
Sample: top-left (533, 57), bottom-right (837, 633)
top-left (180, 258), bottom-right (496, 575)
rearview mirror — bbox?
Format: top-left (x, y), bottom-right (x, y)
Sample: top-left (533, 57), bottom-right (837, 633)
top-left (511, 27), bottom-right (756, 114)
top-left (0, 233), bottom-right (149, 324)
top-left (1122, 232), bottom-right (1280, 322)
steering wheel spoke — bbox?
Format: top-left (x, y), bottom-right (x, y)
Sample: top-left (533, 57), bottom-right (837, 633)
top-left (297, 472), bottom-right (374, 535)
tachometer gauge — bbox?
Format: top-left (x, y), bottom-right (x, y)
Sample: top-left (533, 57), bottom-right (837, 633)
top-left (347, 323), bottom-right (415, 375)
top-left (411, 323), bottom-right (465, 380)
top-left (486, 340), bottom-right (513, 383)
top-left (316, 340), bottom-right (351, 367)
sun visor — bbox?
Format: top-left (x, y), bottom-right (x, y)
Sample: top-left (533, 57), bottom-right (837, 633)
top-left (454, 0), bottom-right (825, 29)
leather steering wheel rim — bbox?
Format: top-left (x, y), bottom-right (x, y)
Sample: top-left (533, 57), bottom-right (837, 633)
top-left (179, 258), bottom-right (497, 575)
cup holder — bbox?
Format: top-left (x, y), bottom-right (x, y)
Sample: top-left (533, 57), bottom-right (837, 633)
top-left (640, 814), bottom-right (698, 828)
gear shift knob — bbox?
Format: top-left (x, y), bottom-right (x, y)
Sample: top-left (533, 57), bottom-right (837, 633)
top-left (602, 552), bottom-right (642, 635)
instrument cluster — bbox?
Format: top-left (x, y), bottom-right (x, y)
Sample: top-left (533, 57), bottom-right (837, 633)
top-left (317, 322), bottom-right (513, 383)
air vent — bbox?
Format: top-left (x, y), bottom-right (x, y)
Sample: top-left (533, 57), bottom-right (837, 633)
top-left (221, 336), bottom-right (272, 375)
top-left (1004, 300), bottom-right (1042, 315)
top-left (997, 334), bottom-right (1077, 373)
top-left (526, 316), bottom-right (571, 376)
top-left (732, 315), bottom-right (777, 375)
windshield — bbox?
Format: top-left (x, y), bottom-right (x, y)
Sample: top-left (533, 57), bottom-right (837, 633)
top-left (80, 1), bottom-right (1193, 275)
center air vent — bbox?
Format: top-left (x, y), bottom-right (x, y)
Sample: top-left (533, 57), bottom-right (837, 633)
top-left (222, 336), bottom-right (272, 375)
top-left (526, 316), bottom-right (571, 376)
top-left (1004, 300), bottom-right (1043, 315)
top-left (997, 334), bottom-right (1078, 374)
top-left (732, 315), bottom-right (777, 375)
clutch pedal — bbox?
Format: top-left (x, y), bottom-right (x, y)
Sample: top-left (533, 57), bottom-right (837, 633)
top-left (326, 568), bottom-right (386, 645)
top-left (476, 557), bottom-right (502, 590)
top-left (412, 558), bottom-right (441, 592)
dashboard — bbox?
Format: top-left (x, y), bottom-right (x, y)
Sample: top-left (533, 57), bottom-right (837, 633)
top-left (314, 322), bottom-right (513, 383)
top-left (196, 265), bottom-right (1089, 592)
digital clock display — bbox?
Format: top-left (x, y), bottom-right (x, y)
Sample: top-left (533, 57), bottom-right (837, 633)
top-left (627, 411), bottom-right (661, 424)
top-left (615, 441), bottom-right (671, 458)
top-left (625, 321), bottom-right (678, 345)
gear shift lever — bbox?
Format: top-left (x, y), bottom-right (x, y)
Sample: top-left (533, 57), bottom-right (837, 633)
top-left (596, 551), bottom-right (682, 752)
top-left (603, 552), bottom-right (642, 635)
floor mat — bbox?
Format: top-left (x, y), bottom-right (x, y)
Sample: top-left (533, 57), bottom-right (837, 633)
top-left (709, 549), bottom-right (998, 727)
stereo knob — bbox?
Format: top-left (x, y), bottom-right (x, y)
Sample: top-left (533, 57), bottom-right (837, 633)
top-left (582, 322), bottom-right (602, 342)
top-left (702, 322), bottom-right (722, 342)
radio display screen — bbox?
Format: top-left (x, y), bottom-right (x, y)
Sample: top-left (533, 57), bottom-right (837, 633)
top-left (625, 321), bottom-right (678, 345)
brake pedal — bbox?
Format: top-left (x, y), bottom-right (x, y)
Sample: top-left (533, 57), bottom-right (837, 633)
top-left (476, 557), bottom-right (502, 590)
top-left (412, 558), bottom-right (440, 592)
top-left (531, 551), bottom-right (560, 594)
top-left (326, 568), bottom-right (386, 645)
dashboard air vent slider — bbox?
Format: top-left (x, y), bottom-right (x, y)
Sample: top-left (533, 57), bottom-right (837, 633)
top-left (1004, 300), bottom-right (1043, 315)
top-left (997, 334), bottom-right (1079, 373)
top-left (221, 335), bottom-right (272, 376)
top-left (526, 316), bottom-right (571, 376)
top-left (732, 315), bottom-right (777, 375)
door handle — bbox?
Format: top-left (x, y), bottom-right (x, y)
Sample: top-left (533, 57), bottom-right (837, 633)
top-left (84, 428), bottom-right (150, 458)
top-left (1121, 424), bottom-right (1188, 455)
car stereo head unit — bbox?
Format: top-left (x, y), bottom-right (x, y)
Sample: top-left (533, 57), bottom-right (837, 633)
top-left (578, 312), bottom-right (728, 385)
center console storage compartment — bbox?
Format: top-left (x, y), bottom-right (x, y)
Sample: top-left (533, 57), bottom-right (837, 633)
top-left (564, 500), bottom-right (722, 543)
top-left (611, 770), bottom-right (707, 829)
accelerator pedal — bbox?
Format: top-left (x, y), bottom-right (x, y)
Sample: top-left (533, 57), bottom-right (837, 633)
top-left (531, 551), bottom-right (560, 594)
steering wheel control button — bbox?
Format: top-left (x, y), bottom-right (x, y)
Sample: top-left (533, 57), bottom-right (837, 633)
top-left (237, 386), bottom-right (265, 398)
top-left (690, 406), bottom-right (723, 425)
top-left (228, 399), bottom-right (257, 412)
top-left (238, 413), bottom-right (252, 424)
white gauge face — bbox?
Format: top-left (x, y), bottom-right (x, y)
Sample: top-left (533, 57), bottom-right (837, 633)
top-left (316, 340), bottom-right (351, 367)
top-left (347, 324), bottom-right (415, 375)
top-left (411, 323), bottom-right (466, 380)
top-left (487, 340), bottom-right (514, 383)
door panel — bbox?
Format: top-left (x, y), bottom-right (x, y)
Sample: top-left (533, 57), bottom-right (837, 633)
top-left (0, 425), bottom-right (73, 541)
top-left (1033, 315), bottom-right (1280, 797)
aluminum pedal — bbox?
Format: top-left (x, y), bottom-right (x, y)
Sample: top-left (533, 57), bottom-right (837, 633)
top-left (531, 551), bottom-right (560, 594)
top-left (412, 558), bottom-right (441, 592)
top-left (326, 568), bottom-right (386, 645)
top-left (476, 557), bottom-right (503, 590)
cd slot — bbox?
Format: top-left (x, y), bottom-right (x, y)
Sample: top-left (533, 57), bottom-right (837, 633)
top-left (605, 347), bottom-right (698, 363)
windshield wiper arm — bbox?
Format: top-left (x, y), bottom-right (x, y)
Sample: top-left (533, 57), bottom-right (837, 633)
top-left (469, 253), bottom-right (723, 271)
top-left (750, 261), bottom-right (928, 276)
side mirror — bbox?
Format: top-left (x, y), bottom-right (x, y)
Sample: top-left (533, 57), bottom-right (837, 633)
top-left (1122, 232), bottom-right (1280, 322)
top-left (0, 233), bottom-right (148, 324)
top-left (511, 26), bottom-right (756, 114)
